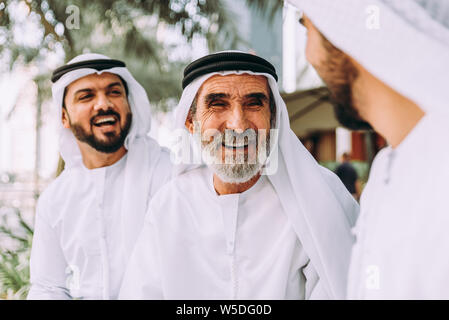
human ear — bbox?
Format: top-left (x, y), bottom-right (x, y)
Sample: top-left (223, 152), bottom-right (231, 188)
top-left (62, 108), bottom-right (71, 129)
top-left (185, 109), bottom-right (194, 133)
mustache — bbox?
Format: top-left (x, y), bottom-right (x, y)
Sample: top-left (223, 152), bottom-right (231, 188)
top-left (90, 109), bottom-right (121, 125)
top-left (203, 129), bottom-right (258, 148)
top-left (223, 129), bottom-right (257, 145)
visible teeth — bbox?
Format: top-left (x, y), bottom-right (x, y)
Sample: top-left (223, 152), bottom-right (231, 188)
top-left (95, 117), bottom-right (116, 125)
top-left (223, 143), bottom-right (248, 148)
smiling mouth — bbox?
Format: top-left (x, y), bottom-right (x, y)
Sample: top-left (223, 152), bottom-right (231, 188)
top-left (222, 142), bottom-right (250, 150)
top-left (92, 116), bottom-right (118, 127)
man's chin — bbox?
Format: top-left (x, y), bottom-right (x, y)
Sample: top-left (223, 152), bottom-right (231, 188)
top-left (84, 134), bottom-right (124, 154)
top-left (91, 142), bottom-right (124, 154)
top-left (92, 124), bottom-right (121, 136)
top-left (210, 163), bottom-right (262, 184)
top-left (70, 113), bottom-right (131, 154)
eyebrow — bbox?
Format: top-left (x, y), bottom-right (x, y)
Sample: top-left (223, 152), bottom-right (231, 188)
top-left (73, 82), bottom-right (123, 97)
top-left (72, 89), bottom-right (93, 100)
top-left (244, 92), bottom-right (268, 102)
top-left (204, 93), bottom-right (230, 105)
top-left (204, 92), bottom-right (269, 105)
top-left (107, 82), bottom-right (123, 89)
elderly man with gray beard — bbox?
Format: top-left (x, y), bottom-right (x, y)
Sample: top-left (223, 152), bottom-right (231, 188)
top-left (119, 52), bottom-right (359, 300)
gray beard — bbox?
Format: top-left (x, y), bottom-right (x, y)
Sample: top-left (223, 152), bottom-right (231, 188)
top-left (210, 162), bottom-right (263, 184)
top-left (199, 130), bottom-right (269, 184)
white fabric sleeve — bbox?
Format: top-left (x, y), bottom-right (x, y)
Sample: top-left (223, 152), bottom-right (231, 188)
top-left (302, 260), bottom-right (331, 300)
top-left (119, 210), bottom-right (163, 300)
top-left (27, 198), bottom-right (71, 300)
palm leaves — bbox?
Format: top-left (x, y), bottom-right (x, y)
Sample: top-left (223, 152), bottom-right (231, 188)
top-left (2, 0), bottom-right (241, 65)
top-left (0, 208), bottom-right (33, 299)
top-left (0, 249), bottom-right (31, 299)
top-left (1, 0), bottom-right (248, 113)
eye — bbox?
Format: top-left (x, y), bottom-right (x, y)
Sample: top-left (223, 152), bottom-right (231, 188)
top-left (246, 99), bottom-right (263, 107)
top-left (79, 94), bottom-right (93, 101)
top-left (209, 101), bottom-right (227, 108)
top-left (110, 89), bottom-right (122, 96)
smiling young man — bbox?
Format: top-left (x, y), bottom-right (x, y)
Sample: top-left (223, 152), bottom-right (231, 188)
top-left (27, 54), bottom-right (172, 300)
top-left (119, 52), bottom-right (359, 300)
top-left (290, 0), bottom-right (449, 298)
top-left (62, 73), bottom-right (131, 167)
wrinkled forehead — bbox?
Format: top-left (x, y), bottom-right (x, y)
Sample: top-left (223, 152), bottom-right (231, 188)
top-left (196, 73), bottom-right (270, 99)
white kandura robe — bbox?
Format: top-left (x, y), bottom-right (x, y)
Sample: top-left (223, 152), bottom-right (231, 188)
top-left (28, 150), bottom-right (172, 300)
top-left (347, 113), bottom-right (449, 299)
top-left (119, 166), bottom-right (329, 300)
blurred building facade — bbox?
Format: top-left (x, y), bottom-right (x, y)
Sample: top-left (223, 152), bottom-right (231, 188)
top-left (282, 87), bottom-right (387, 165)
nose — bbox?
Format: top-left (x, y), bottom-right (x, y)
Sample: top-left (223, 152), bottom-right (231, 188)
top-left (225, 105), bottom-right (249, 134)
top-left (94, 92), bottom-right (113, 111)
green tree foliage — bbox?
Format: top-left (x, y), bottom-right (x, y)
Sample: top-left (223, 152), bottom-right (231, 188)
top-left (0, 0), bottom-right (243, 109)
top-left (0, 208), bottom-right (33, 299)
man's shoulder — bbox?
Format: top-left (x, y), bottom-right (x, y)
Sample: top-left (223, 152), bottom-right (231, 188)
top-left (151, 166), bottom-right (207, 198)
top-left (36, 168), bottom-right (81, 218)
top-left (144, 138), bottom-right (173, 173)
top-left (405, 113), bottom-right (449, 153)
top-left (424, 112), bottom-right (449, 130)
top-left (154, 146), bottom-right (173, 171)
top-left (39, 169), bottom-right (75, 200)
top-left (147, 166), bottom-right (208, 213)
top-left (422, 113), bottom-right (449, 152)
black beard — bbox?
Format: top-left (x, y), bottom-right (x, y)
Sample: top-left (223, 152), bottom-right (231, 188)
top-left (318, 34), bottom-right (373, 131)
top-left (70, 111), bottom-right (132, 154)
top-left (328, 83), bottom-right (373, 131)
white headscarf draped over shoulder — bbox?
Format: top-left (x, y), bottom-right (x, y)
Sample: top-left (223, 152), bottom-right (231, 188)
top-left (171, 51), bottom-right (360, 299)
top-left (289, 0), bottom-right (449, 114)
top-left (52, 53), bottom-right (166, 255)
